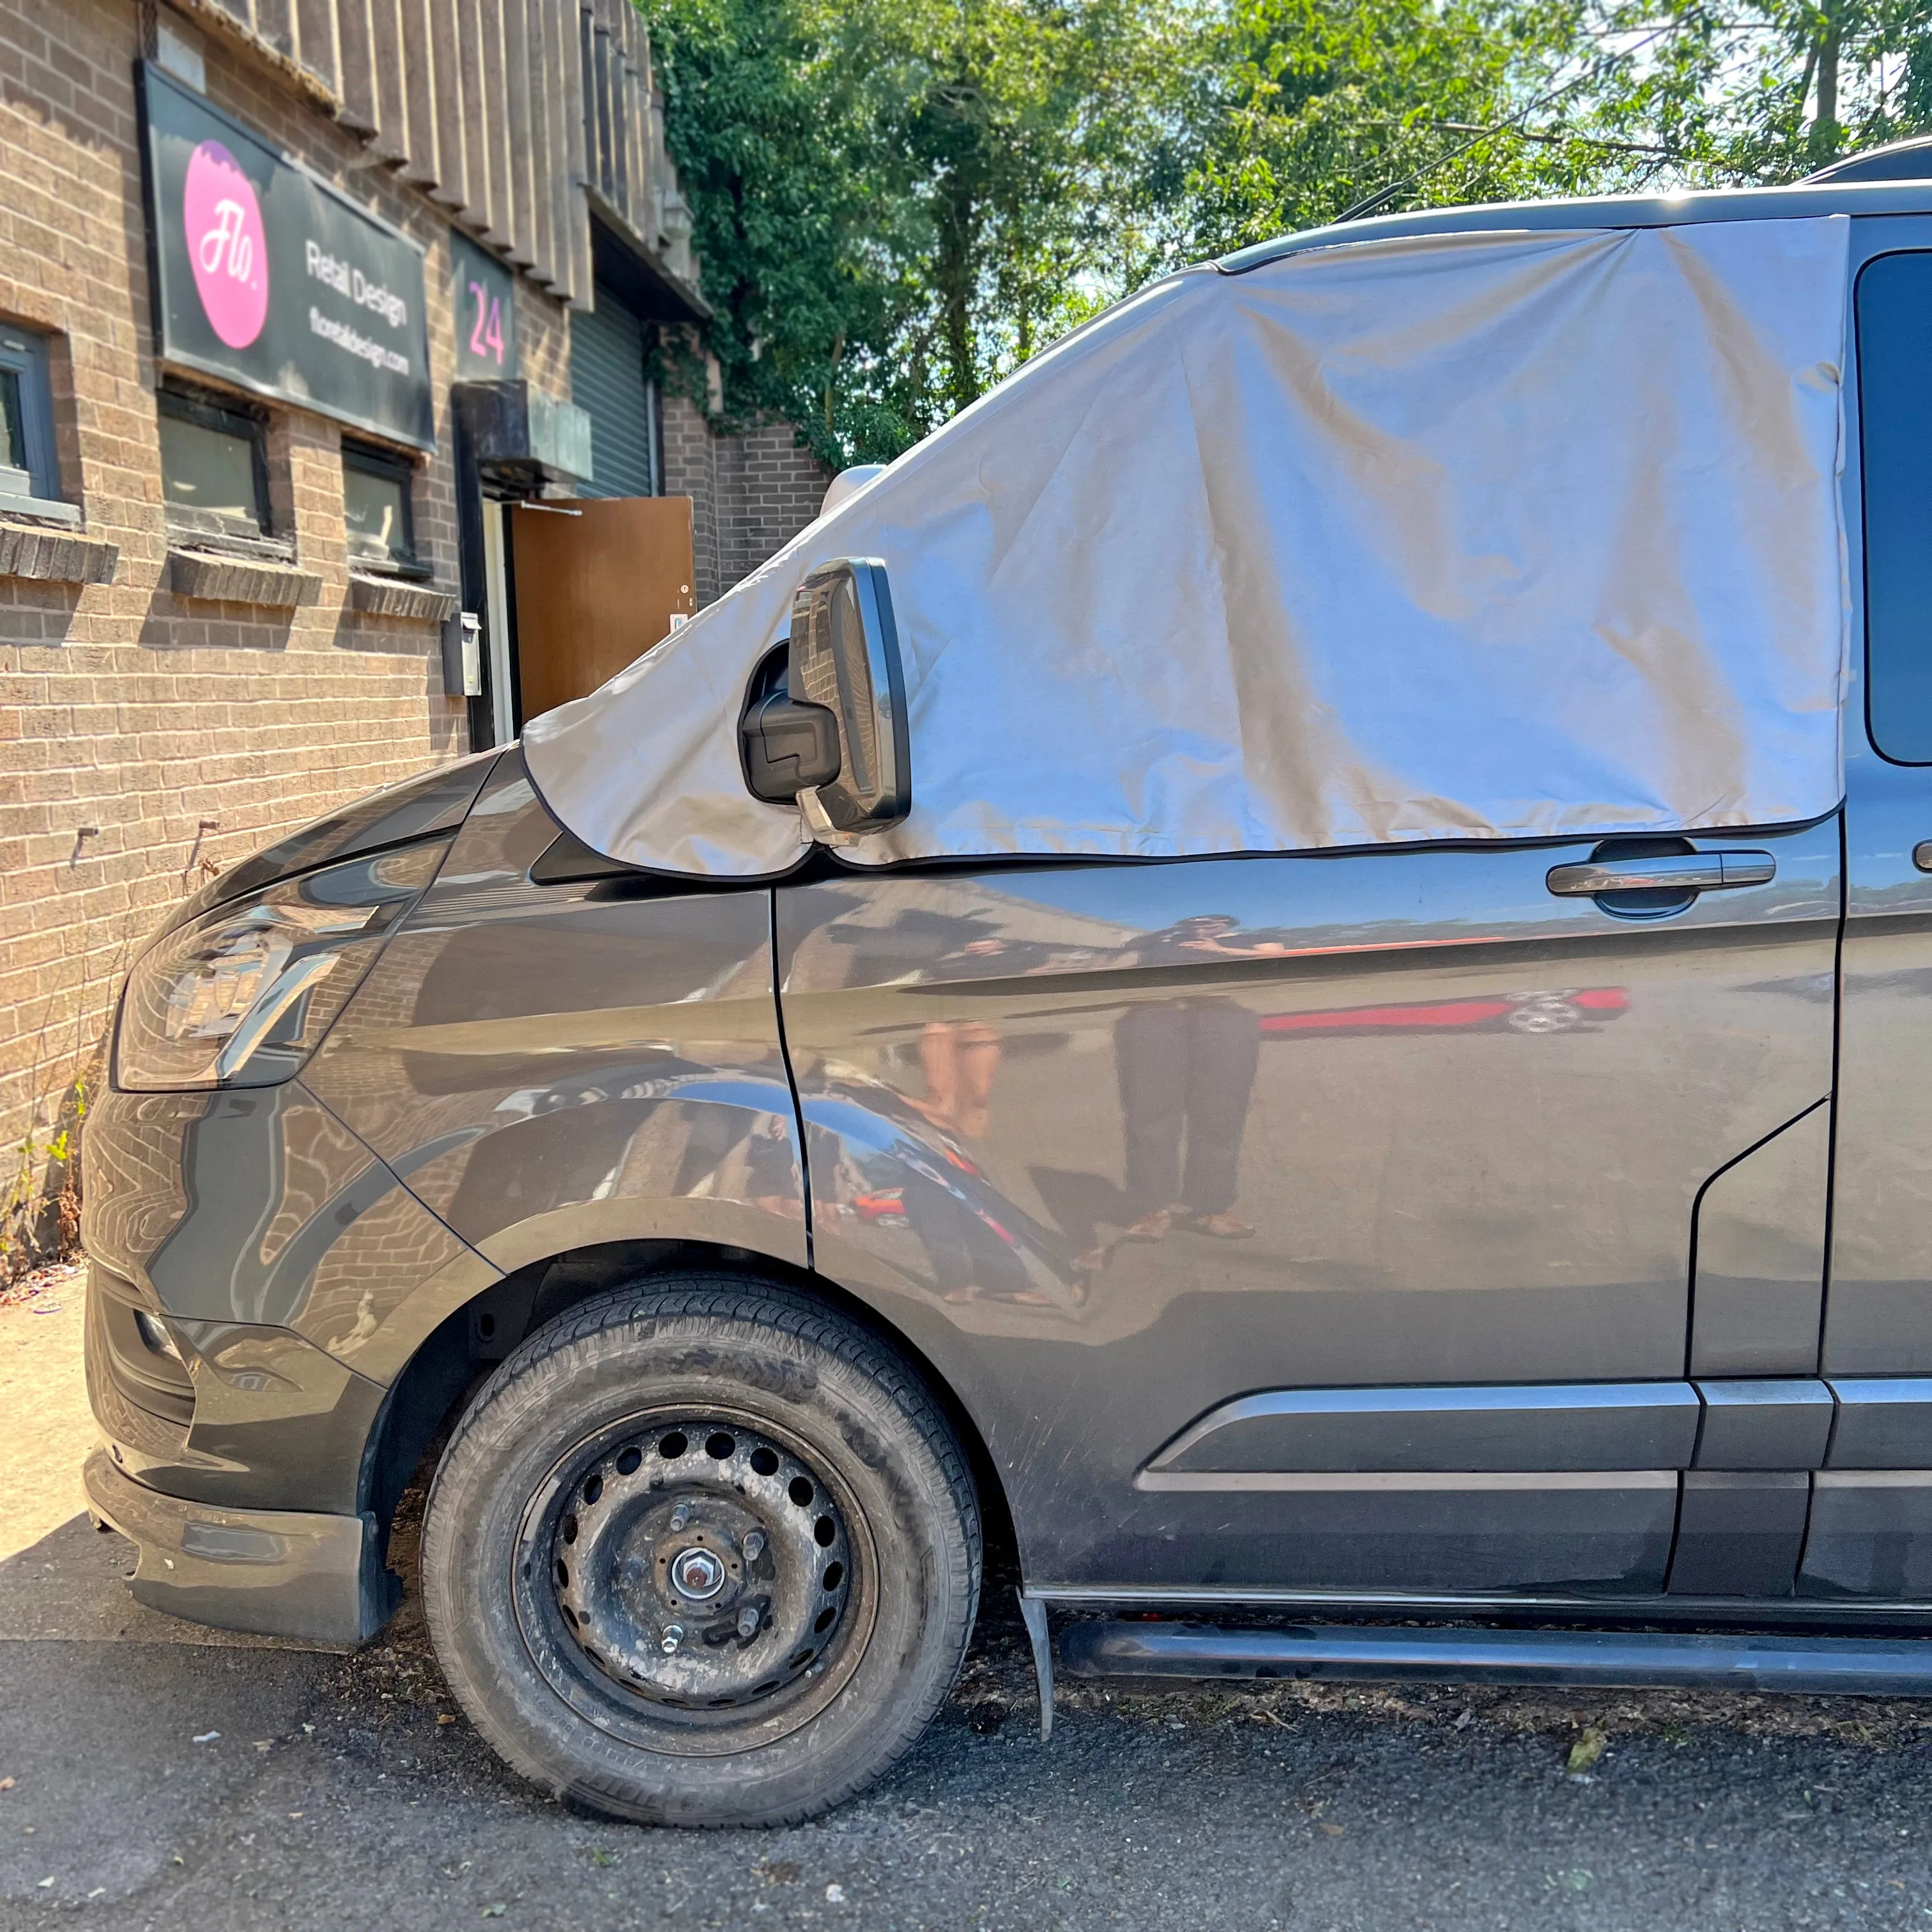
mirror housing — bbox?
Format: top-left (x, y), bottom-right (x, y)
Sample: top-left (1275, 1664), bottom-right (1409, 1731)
top-left (786, 559), bottom-right (911, 839)
top-left (739, 643), bottom-right (841, 803)
top-left (740, 688), bottom-right (841, 803)
top-left (820, 464), bottom-right (885, 518)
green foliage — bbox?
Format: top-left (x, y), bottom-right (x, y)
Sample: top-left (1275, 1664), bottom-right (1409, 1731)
top-left (1574, 0), bottom-right (1932, 183)
top-left (849, 0), bottom-right (1200, 413)
top-left (640, 0), bottom-right (1932, 464)
top-left (643, 0), bottom-right (1197, 460)
top-left (1184, 0), bottom-right (1602, 251)
top-left (0, 1075), bottom-right (83, 1284)
top-left (1183, 0), bottom-right (1932, 246)
top-left (643, 0), bottom-right (925, 462)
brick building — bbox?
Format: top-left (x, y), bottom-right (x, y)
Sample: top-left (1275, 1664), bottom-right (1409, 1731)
top-left (0, 0), bottom-right (831, 1229)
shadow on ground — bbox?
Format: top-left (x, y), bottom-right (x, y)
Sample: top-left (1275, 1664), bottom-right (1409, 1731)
top-left (9, 1289), bottom-right (1932, 1928)
top-left (7, 1492), bottom-right (1932, 1931)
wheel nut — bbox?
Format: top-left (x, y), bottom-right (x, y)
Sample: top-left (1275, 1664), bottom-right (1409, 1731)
top-left (661, 1624), bottom-right (684, 1654)
top-left (671, 1546), bottom-right (726, 1600)
top-left (742, 1530), bottom-right (765, 1563)
top-left (737, 1606), bottom-right (760, 1640)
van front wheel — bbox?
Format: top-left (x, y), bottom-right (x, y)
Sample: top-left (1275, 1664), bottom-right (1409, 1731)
top-left (421, 1276), bottom-right (981, 1825)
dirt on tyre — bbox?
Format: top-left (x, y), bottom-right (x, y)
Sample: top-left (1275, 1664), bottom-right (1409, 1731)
top-left (420, 1276), bottom-right (982, 1825)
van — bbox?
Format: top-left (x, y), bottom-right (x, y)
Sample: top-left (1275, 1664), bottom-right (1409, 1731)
top-left (81, 151), bottom-right (1932, 1823)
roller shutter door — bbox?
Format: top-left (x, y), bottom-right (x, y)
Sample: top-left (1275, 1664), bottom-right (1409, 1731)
top-left (569, 280), bottom-right (659, 498)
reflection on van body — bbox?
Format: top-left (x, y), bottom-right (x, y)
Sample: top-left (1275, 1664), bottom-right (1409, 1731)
top-left (778, 824), bottom-right (1838, 1591)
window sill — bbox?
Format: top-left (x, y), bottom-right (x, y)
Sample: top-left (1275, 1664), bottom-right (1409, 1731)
top-left (0, 491), bottom-right (81, 527)
top-left (0, 517), bottom-right (118, 586)
top-left (167, 547), bottom-right (323, 609)
top-left (346, 549), bottom-right (434, 583)
top-left (347, 572), bottom-right (459, 624)
top-left (164, 514), bottom-right (295, 564)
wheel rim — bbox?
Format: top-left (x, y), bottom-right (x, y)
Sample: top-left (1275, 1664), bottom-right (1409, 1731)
top-left (512, 1409), bottom-right (869, 1750)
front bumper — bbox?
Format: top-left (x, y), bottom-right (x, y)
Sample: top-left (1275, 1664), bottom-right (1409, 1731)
top-left (83, 1449), bottom-right (396, 1646)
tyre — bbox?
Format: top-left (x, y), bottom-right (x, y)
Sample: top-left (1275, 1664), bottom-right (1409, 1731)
top-left (420, 1275), bottom-right (981, 1826)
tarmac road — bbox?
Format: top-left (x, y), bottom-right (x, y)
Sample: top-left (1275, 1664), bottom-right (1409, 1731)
top-left (8, 1274), bottom-right (1932, 1931)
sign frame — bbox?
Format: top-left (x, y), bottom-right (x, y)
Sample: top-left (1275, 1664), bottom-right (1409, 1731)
top-left (451, 233), bottom-right (519, 383)
top-left (137, 61), bottom-right (436, 451)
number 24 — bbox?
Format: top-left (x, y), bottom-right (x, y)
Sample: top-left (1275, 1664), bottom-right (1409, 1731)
top-left (468, 280), bottom-right (505, 365)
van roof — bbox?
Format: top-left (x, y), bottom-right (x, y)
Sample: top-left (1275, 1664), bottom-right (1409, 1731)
top-left (1218, 176), bottom-right (1932, 275)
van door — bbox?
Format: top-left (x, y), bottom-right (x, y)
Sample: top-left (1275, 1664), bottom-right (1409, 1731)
top-left (776, 818), bottom-right (1838, 1602)
top-left (1811, 231), bottom-right (1932, 1601)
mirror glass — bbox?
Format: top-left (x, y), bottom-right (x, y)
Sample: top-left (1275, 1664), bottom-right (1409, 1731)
top-left (788, 558), bottom-right (910, 835)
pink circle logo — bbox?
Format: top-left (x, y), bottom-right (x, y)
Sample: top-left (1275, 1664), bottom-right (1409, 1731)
top-left (183, 141), bottom-right (268, 349)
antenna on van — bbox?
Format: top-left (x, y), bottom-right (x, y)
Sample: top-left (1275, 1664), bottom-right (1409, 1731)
top-left (1332, 14), bottom-right (1690, 224)
top-left (1334, 180), bottom-right (1413, 224)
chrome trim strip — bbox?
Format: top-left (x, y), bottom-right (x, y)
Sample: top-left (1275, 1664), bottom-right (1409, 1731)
top-left (1030, 1583), bottom-right (1627, 1608)
top-left (1827, 1380), bottom-right (1932, 1405)
top-left (1135, 1468), bottom-right (1680, 1494)
top-left (1146, 1381), bottom-right (1701, 1476)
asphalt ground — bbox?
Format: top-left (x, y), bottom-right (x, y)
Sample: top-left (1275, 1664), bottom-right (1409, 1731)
top-left (9, 1270), bottom-right (1932, 1931)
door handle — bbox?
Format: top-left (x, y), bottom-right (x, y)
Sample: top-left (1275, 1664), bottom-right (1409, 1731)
top-left (1545, 851), bottom-right (1776, 897)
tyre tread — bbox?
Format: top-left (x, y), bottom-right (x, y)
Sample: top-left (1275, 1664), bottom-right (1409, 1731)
top-left (424, 1270), bottom-right (980, 1827)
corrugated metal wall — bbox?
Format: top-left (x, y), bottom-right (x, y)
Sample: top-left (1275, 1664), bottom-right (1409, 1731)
top-left (175, 0), bottom-right (697, 312)
top-left (569, 282), bottom-right (659, 496)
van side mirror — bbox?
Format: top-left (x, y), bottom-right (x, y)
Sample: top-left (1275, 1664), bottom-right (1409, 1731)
top-left (786, 559), bottom-right (911, 840)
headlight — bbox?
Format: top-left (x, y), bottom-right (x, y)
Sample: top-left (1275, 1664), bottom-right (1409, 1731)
top-left (115, 840), bottom-right (446, 1091)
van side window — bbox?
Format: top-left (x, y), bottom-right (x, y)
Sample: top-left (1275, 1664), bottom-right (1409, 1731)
top-left (1859, 251), bottom-right (1932, 762)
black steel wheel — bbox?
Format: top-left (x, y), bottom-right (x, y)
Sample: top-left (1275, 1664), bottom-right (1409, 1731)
top-left (422, 1276), bottom-right (981, 1825)
top-left (516, 1411), bottom-right (864, 1747)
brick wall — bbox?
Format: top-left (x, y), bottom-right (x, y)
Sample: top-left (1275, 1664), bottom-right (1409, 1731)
top-left (660, 390), bottom-right (721, 606)
top-left (661, 392), bottom-right (831, 609)
top-left (714, 417), bottom-right (836, 597)
top-left (0, 0), bottom-right (576, 1177)
top-left (0, 0), bottom-right (836, 1197)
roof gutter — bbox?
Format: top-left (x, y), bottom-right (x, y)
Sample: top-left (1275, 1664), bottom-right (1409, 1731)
top-left (1219, 177), bottom-right (1932, 275)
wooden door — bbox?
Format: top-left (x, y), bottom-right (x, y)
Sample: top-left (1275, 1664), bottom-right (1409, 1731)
top-left (510, 496), bottom-right (696, 720)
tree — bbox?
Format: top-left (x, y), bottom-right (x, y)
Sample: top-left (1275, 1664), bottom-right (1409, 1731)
top-left (643, 0), bottom-right (1932, 464)
top-left (642, 0), bottom-right (1197, 460)
top-left (641, 0), bottom-right (927, 464)
top-left (1184, 0), bottom-right (1932, 250)
top-left (1573, 0), bottom-right (1932, 181)
top-left (848, 0), bottom-right (1198, 414)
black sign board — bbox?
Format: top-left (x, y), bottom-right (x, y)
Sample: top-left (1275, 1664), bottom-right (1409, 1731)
top-left (452, 234), bottom-right (519, 382)
top-left (139, 63), bottom-right (434, 449)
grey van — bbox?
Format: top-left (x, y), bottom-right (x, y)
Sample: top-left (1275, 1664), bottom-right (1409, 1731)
top-left (80, 155), bottom-right (1932, 1825)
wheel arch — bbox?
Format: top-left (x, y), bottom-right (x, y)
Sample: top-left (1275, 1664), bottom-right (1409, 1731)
top-left (361, 1237), bottom-right (1020, 1586)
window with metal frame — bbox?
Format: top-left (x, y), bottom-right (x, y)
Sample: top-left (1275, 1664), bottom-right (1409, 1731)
top-left (341, 440), bottom-right (425, 577)
top-left (1858, 250), bottom-right (1932, 763)
top-left (0, 325), bottom-right (65, 515)
top-left (158, 382), bottom-right (275, 551)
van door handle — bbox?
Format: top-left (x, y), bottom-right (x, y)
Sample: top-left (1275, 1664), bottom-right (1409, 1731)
top-left (1545, 852), bottom-right (1776, 897)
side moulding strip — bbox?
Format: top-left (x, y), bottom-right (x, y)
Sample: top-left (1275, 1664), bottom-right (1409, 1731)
top-left (1140, 1383), bottom-right (1700, 1480)
top-left (1058, 1620), bottom-right (1932, 1696)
